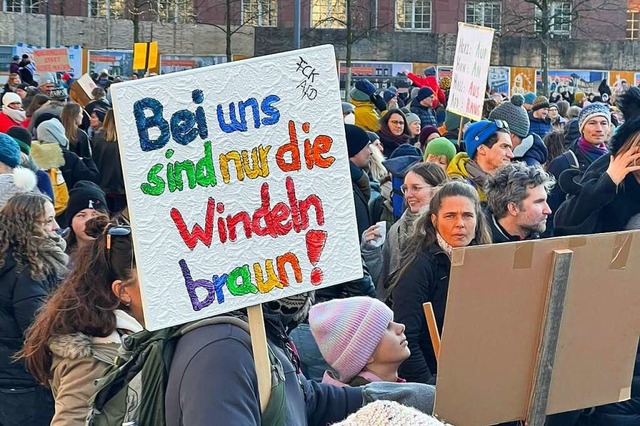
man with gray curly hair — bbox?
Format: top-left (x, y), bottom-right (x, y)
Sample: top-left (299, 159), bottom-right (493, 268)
top-left (485, 162), bottom-right (555, 242)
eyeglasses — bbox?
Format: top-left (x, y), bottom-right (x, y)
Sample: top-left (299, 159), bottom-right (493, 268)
top-left (400, 184), bottom-right (433, 195)
top-left (389, 120), bottom-right (405, 126)
top-left (473, 119), bottom-right (510, 141)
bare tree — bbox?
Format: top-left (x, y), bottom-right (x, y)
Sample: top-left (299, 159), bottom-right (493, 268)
top-left (307, 0), bottom-right (392, 100)
top-left (192, 0), bottom-right (274, 61)
top-left (83, 0), bottom-right (194, 44)
top-left (501, 0), bottom-right (625, 95)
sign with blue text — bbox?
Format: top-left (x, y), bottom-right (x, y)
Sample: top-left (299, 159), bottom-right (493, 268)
top-left (110, 45), bottom-right (362, 330)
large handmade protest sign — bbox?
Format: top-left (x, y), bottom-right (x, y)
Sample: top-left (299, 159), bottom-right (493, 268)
top-left (447, 23), bottom-right (495, 122)
top-left (110, 45), bottom-right (362, 331)
top-left (434, 231), bottom-right (640, 425)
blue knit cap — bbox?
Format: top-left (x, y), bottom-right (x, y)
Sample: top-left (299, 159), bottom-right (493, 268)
top-left (523, 92), bottom-right (536, 105)
top-left (0, 133), bottom-right (22, 168)
top-left (464, 120), bottom-right (510, 159)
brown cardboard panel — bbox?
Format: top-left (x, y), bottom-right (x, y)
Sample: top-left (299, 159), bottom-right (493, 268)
top-left (433, 232), bottom-right (640, 426)
top-left (547, 232), bottom-right (640, 413)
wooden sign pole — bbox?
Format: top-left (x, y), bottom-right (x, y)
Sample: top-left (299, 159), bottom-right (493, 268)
top-left (247, 304), bottom-right (272, 412)
top-left (423, 302), bottom-right (441, 362)
top-left (526, 249), bottom-right (573, 426)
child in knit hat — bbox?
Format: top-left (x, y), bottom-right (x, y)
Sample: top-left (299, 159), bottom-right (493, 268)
top-left (309, 296), bottom-right (410, 387)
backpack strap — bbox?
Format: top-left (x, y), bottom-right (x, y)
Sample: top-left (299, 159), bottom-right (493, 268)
top-left (563, 150), bottom-right (580, 169)
top-left (178, 315), bottom-right (287, 426)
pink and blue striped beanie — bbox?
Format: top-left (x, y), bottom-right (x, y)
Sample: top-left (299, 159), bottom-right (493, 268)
top-left (309, 296), bottom-right (393, 382)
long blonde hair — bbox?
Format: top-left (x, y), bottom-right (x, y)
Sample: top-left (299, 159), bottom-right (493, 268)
top-left (100, 109), bottom-right (117, 142)
top-left (61, 102), bottom-right (82, 144)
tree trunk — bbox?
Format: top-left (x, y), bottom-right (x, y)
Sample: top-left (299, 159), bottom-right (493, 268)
top-left (226, 0), bottom-right (233, 62)
top-left (344, 0), bottom-right (352, 101)
top-left (540, 0), bottom-right (550, 96)
top-left (133, 0), bottom-right (140, 44)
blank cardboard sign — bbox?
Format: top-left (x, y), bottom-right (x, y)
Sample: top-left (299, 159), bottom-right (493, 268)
top-left (433, 231), bottom-right (640, 426)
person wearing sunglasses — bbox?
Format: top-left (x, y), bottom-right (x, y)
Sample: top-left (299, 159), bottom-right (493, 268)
top-left (0, 193), bottom-right (68, 426)
top-left (447, 119), bottom-right (514, 203)
top-left (20, 217), bottom-right (143, 425)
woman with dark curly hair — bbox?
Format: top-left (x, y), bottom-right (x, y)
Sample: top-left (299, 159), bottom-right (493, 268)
top-left (20, 215), bottom-right (143, 425)
top-left (0, 193), bottom-right (68, 426)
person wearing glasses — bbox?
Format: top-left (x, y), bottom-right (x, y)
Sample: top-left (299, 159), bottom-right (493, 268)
top-left (20, 216), bottom-right (143, 425)
top-left (0, 193), bottom-right (67, 426)
top-left (489, 95), bottom-right (548, 167)
top-left (447, 119), bottom-right (514, 203)
top-left (386, 181), bottom-right (492, 384)
top-left (366, 162), bottom-right (448, 299)
top-left (376, 108), bottom-right (411, 157)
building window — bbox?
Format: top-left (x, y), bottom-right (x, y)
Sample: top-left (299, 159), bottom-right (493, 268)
top-left (311, 0), bottom-right (346, 28)
top-left (396, 0), bottom-right (432, 31)
top-left (4, 0), bottom-right (39, 13)
top-left (627, 11), bottom-right (639, 40)
top-left (157, 0), bottom-right (194, 23)
top-left (88, 0), bottom-right (125, 18)
top-left (465, 1), bottom-right (501, 30)
top-left (535, 1), bottom-right (572, 37)
top-left (242, 0), bottom-right (277, 26)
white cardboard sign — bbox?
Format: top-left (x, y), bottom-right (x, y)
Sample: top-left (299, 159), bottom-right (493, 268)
top-left (447, 23), bottom-right (495, 122)
top-left (110, 45), bottom-right (363, 331)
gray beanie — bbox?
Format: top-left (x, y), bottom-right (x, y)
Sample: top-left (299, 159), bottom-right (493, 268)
top-left (37, 118), bottom-right (69, 148)
top-left (405, 113), bottom-right (421, 126)
top-left (488, 95), bottom-right (531, 138)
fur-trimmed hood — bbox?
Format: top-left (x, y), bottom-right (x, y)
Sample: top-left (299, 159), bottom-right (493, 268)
top-left (48, 333), bottom-right (94, 360)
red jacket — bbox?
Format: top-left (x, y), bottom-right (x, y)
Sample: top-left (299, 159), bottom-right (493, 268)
top-left (407, 73), bottom-right (446, 108)
top-left (0, 112), bottom-right (25, 133)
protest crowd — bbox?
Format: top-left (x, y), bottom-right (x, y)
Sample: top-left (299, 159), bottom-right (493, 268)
top-left (0, 55), bottom-right (639, 426)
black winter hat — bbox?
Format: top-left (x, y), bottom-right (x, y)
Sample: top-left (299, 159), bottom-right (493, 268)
top-left (6, 126), bottom-right (32, 155)
top-left (66, 181), bottom-right (109, 223)
top-left (345, 124), bottom-right (370, 157)
top-left (610, 86), bottom-right (640, 154)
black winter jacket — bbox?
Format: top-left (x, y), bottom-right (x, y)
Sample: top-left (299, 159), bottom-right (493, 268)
top-left (60, 149), bottom-right (100, 193)
top-left (91, 132), bottom-right (125, 195)
top-left (554, 155), bottom-right (640, 236)
top-left (392, 244), bottom-right (450, 385)
top-left (0, 251), bottom-right (58, 388)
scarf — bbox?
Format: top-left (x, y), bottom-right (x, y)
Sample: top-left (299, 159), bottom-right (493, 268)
top-left (378, 126), bottom-right (410, 148)
top-left (577, 137), bottom-right (608, 163)
top-left (436, 232), bottom-right (453, 256)
top-left (39, 233), bottom-right (69, 280)
top-left (350, 161), bottom-right (371, 200)
top-left (92, 309), bottom-right (145, 344)
top-left (2, 105), bottom-right (26, 124)
top-left (397, 209), bottom-right (419, 247)
top-left (464, 159), bottom-right (492, 191)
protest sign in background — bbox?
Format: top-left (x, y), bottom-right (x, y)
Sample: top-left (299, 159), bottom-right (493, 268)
top-left (447, 23), bottom-right (495, 121)
top-left (111, 45), bottom-right (362, 331)
top-left (33, 48), bottom-right (71, 73)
